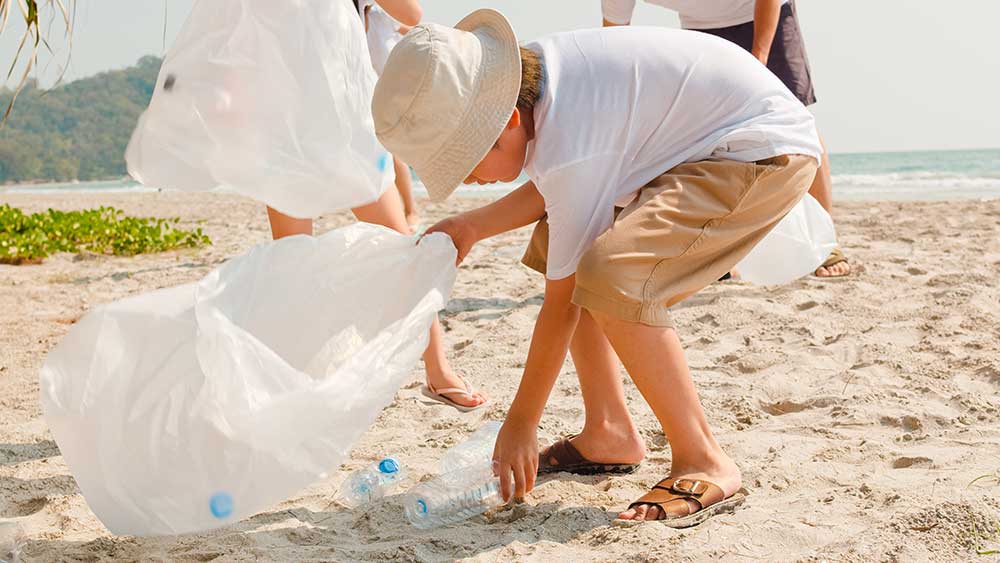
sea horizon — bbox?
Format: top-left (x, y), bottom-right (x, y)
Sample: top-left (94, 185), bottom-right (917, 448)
top-left (3, 147), bottom-right (999, 202)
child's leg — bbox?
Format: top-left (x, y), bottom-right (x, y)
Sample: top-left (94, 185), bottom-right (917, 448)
top-left (392, 156), bottom-right (420, 228)
top-left (266, 206), bottom-right (313, 239)
top-left (352, 188), bottom-right (486, 409)
top-left (590, 311), bottom-right (740, 521)
top-left (809, 135), bottom-right (850, 277)
top-left (543, 309), bottom-right (644, 464)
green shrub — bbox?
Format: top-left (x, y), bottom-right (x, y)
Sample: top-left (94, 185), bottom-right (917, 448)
top-left (0, 204), bottom-right (211, 264)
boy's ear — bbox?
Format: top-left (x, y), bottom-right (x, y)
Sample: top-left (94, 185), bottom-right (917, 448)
top-left (507, 108), bottom-right (521, 130)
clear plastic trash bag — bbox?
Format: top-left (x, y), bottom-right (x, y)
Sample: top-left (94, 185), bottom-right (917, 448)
top-left (40, 224), bottom-right (457, 536)
top-left (124, 0), bottom-right (393, 218)
top-left (736, 194), bottom-right (838, 285)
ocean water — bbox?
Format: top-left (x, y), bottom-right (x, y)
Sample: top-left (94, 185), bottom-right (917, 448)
top-left (828, 148), bottom-right (1000, 201)
top-left (3, 149), bottom-right (999, 201)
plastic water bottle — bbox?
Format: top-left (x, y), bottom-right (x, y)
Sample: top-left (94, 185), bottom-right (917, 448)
top-left (439, 421), bottom-right (502, 475)
top-left (337, 457), bottom-right (406, 508)
top-left (0, 521), bottom-right (23, 563)
top-left (404, 462), bottom-right (503, 529)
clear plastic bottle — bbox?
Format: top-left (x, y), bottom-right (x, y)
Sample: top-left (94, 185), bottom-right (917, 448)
top-left (337, 456), bottom-right (406, 508)
top-left (404, 461), bottom-right (503, 529)
top-left (439, 421), bottom-right (502, 475)
top-left (0, 521), bottom-right (23, 563)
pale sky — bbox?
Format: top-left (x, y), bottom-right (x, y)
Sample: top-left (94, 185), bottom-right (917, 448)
top-left (2, 0), bottom-right (998, 154)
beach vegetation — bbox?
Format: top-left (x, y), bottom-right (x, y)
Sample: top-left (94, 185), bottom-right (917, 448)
top-left (968, 469), bottom-right (1000, 555)
top-left (0, 203), bottom-right (210, 264)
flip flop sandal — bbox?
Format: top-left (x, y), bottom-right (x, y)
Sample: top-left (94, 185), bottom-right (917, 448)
top-left (537, 436), bottom-right (641, 475)
top-left (615, 477), bottom-right (747, 529)
top-left (815, 247), bottom-right (851, 278)
top-left (419, 376), bottom-right (486, 413)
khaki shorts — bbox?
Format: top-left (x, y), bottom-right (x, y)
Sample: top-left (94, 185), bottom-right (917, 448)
top-left (521, 155), bottom-right (818, 327)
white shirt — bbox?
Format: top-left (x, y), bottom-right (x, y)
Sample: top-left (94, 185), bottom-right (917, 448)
top-left (603, 0), bottom-right (789, 30)
top-left (358, 0), bottom-right (404, 75)
top-left (523, 27), bottom-right (821, 280)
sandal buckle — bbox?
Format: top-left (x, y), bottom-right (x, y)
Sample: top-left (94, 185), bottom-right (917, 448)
top-left (671, 479), bottom-right (708, 496)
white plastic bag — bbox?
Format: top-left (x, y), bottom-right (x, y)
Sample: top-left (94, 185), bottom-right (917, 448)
top-left (125, 0), bottom-right (393, 218)
top-left (736, 194), bottom-right (838, 285)
top-left (359, 0), bottom-right (405, 75)
top-left (40, 224), bottom-right (456, 536)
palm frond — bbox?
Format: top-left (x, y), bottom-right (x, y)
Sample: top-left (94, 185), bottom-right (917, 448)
top-left (0, 0), bottom-right (75, 126)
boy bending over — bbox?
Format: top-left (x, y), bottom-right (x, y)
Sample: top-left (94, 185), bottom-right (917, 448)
top-left (373, 9), bottom-right (820, 525)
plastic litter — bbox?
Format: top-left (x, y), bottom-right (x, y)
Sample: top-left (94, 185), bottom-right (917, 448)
top-left (124, 0), bottom-right (393, 218)
top-left (40, 224), bottom-right (457, 536)
top-left (736, 194), bottom-right (838, 285)
top-left (404, 461), bottom-right (502, 529)
top-left (337, 456), bottom-right (407, 508)
top-left (439, 421), bottom-right (502, 476)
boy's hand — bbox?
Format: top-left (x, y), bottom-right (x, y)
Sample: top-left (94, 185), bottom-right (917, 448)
top-left (492, 419), bottom-right (539, 502)
top-left (425, 214), bottom-right (478, 265)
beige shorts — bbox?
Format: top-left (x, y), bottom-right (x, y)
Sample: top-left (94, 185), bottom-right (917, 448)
top-left (521, 155), bottom-right (818, 327)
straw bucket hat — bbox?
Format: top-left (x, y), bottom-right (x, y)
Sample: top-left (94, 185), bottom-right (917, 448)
top-left (372, 9), bottom-right (521, 201)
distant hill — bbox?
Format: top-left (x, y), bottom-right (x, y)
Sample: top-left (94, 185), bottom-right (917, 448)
top-left (0, 55), bottom-right (161, 184)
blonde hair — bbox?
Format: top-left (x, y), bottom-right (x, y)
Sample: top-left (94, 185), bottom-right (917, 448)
top-left (517, 47), bottom-right (543, 114)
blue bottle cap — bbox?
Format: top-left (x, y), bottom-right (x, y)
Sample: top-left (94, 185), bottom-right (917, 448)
top-left (378, 457), bottom-right (400, 474)
top-left (209, 492), bottom-right (233, 519)
top-left (416, 499), bottom-right (428, 515)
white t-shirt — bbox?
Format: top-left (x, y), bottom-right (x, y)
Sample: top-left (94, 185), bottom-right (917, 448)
top-left (523, 27), bottom-right (821, 280)
top-left (603, 0), bottom-right (789, 30)
top-left (358, 0), bottom-right (404, 75)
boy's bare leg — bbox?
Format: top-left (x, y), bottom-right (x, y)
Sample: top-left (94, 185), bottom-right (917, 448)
top-left (393, 155), bottom-right (421, 228)
top-left (590, 311), bottom-right (741, 521)
top-left (352, 189), bottom-right (486, 409)
top-left (809, 135), bottom-right (850, 277)
top-left (547, 310), bottom-right (644, 464)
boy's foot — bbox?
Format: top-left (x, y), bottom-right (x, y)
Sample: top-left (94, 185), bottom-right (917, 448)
top-left (539, 426), bottom-right (645, 474)
top-left (814, 247), bottom-right (851, 277)
top-left (617, 457), bottom-right (743, 524)
top-left (616, 476), bottom-right (747, 528)
top-left (422, 371), bottom-right (487, 411)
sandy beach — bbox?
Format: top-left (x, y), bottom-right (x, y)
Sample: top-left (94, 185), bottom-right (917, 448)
top-left (1, 190), bottom-right (999, 562)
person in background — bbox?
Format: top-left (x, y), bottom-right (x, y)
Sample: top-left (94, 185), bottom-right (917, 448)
top-left (357, 0), bottom-right (422, 230)
top-left (602, 0), bottom-right (850, 277)
top-left (266, 0), bottom-right (487, 412)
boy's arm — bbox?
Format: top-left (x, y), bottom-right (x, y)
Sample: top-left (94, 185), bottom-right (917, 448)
top-left (374, 0), bottom-right (422, 26)
top-left (425, 180), bottom-right (545, 264)
top-left (494, 274), bottom-right (580, 500)
top-left (752, 0), bottom-right (782, 64)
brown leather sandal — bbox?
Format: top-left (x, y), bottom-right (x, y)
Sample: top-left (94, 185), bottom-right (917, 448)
top-left (815, 247), bottom-right (851, 277)
top-left (617, 477), bottom-right (747, 528)
top-left (537, 436), bottom-right (641, 475)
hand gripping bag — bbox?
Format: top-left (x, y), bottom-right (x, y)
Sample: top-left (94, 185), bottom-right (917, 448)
top-left (124, 0), bottom-right (393, 218)
top-left (40, 225), bottom-right (457, 536)
top-left (735, 194), bottom-right (838, 285)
